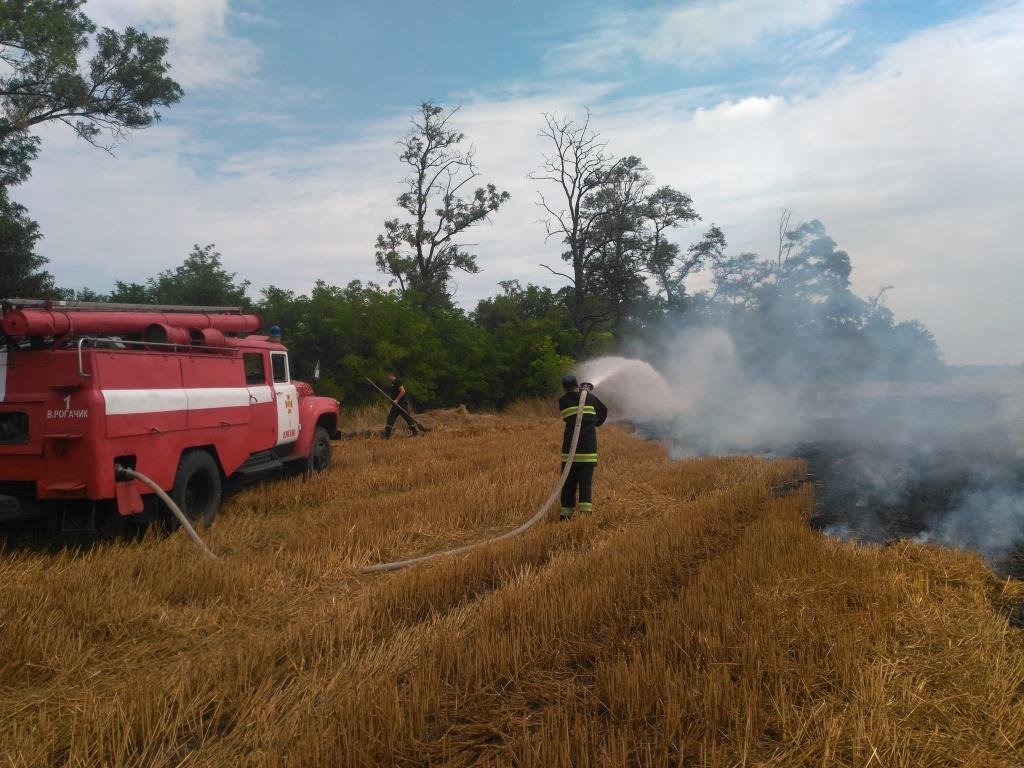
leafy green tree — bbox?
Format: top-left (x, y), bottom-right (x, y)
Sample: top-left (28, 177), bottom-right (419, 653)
top-left (710, 250), bottom-right (771, 307)
top-left (66, 286), bottom-right (106, 302)
top-left (0, 0), bottom-right (182, 299)
top-left (473, 281), bottom-right (575, 402)
top-left (0, 191), bottom-right (58, 297)
top-left (859, 293), bottom-right (944, 379)
top-left (375, 102), bottom-right (510, 311)
top-left (109, 244), bottom-right (251, 307)
top-left (0, 0), bottom-right (183, 179)
top-left (774, 221), bottom-right (854, 304)
top-left (702, 215), bottom-right (943, 381)
top-left (581, 156), bottom-right (654, 337)
top-left (253, 279), bottom-right (577, 410)
top-left (106, 281), bottom-right (151, 304)
top-left (643, 184), bottom-right (718, 308)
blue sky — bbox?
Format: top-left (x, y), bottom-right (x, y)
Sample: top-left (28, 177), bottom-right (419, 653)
top-left (192, 0), bottom-right (987, 148)
top-left (17, 0), bottom-right (1024, 364)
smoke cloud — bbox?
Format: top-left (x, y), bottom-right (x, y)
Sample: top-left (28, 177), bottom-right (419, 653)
top-left (581, 329), bottom-right (1024, 573)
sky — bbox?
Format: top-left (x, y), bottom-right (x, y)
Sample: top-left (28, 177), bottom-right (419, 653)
top-left (14, 0), bottom-right (1024, 365)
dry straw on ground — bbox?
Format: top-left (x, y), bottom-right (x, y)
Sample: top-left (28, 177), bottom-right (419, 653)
top-left (1, 409), bottom-right (1022, 766)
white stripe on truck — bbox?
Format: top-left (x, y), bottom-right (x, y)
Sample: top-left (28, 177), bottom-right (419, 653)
top-left (0, 350), bottom-right (6, 402)
top-left (103, 386), bottom-right (272, 415)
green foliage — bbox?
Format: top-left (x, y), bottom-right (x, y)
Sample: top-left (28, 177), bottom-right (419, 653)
top-left (0, 189), bottom-right (58, 298)
top-left (0, 0), bottom-right (183, 175)
top-left (472, 281), bottom-right (576, 403)
top-left (0, 0), bottom-right (183, 300)
top-left (109, 244), bottom-right (252, 307)
top-left (257, 281), bottom-right (500, 408)
top-left (700, 218), bottom-right (944, 380)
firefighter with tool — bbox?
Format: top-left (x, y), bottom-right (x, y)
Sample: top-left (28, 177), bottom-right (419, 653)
top-left (382, 370), bottom-right (419, 438)
top-left (558, 374), bottom-right (608, 520)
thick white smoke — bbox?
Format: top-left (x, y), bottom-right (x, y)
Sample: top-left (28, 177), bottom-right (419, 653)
top-left (581, 329), bottom-right (802, 455)
top-left (578, 327), bottom-right (1024, 571)
top-left (920, 489), bottom-right (1024, 561)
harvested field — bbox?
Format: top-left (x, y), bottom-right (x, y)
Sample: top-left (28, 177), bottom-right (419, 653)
top-left (1, 412), bottom-right (1023, 767)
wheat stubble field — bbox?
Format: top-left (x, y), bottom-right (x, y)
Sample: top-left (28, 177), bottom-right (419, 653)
top-left (1, 406), bottom-right (1023, 767)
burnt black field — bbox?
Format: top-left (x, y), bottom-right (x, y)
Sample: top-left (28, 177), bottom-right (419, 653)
top-left (801, 441), bottom-right (1024, 580)
top-left (649, 374), bottom-right (1024, 579)
top-left (796, 381), bottom-right (1024, 578)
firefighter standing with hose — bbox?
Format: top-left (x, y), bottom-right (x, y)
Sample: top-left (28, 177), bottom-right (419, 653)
top-left (558, 374), bottom-right (608, 520)
top-left (382, 370), bottom-right (419, 438)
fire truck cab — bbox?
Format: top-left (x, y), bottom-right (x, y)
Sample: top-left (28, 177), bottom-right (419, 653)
top-left (0, 300), bottom-right (340, 528)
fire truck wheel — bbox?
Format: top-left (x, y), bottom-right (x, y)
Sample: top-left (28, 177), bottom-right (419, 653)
top-left (308, 426), bottom-right (332, 473)
top-left (170, 450), bottom-right (222, 528)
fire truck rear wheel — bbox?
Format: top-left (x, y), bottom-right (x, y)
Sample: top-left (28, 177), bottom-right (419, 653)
top-left (170, 450), bottom-right (222, 528)
top-left (308, 426), bottom-right (332, 473)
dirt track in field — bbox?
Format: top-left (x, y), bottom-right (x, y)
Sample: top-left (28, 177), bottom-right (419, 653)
top-left (2, 406), bottom-right (1023, 767)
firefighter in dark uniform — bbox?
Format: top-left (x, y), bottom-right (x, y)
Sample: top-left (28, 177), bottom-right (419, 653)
top-left (383, 370), bottom-right (419, 438)
top-left (558, 374), bottom-right (608, 520)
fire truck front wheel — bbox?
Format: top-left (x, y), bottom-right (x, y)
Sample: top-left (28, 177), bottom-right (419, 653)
top-left (308, 426), bottom-right (332, 473)
top-left (170, 450), bottom-right (223, 528)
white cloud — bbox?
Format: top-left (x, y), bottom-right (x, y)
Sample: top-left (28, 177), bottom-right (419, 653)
top-left (692, 95), bottom-right (784, 124)
top-left (16, 2), bottom-right (1024, 365)
top-left (550, 0), bottom-right (856, 71)
top-left (85, 0), bottom-right (260, 87)
top-left (232, 9), bottom-right (278, 28)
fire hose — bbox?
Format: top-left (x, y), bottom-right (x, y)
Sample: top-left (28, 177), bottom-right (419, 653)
top-left (115, 465), bottom-right (219, 561)
top-left (114, 389), bottom-right (808, 572)
top-left (360, 386), bottom-right (590, 573)
top-left (112, 385), bottom-right (585, 570)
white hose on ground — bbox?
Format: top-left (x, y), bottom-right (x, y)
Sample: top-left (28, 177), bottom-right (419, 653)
top-left (117, 466), bottom-right (219, 561)
top-left (360, 387), bottom-right (589, 573)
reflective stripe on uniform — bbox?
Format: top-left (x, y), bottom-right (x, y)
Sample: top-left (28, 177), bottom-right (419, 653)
top-left (578, 502), bottom-right (593, 513)
top-left (561, 405), bottom-right (598, 418)
top-left (561, 452), bottom-right (598, 463)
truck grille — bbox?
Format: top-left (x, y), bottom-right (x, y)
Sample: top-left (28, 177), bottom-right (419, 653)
top-left (0, 411), bottom-right (28, 444)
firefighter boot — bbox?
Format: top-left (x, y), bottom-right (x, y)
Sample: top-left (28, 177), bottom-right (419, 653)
top-left (559, 507), bottom-right (575, 521)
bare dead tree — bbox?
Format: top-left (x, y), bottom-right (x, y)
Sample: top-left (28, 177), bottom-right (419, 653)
top-left (529, 111), bottom-right (622, 354)
top-left (867, 284), bottom-right (895, 315)
top-left (773, 207), bottom-right (797, 293)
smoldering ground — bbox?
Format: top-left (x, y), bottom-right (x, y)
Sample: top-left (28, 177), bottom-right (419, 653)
top-left (582, 330), bottom-right (1024, 576)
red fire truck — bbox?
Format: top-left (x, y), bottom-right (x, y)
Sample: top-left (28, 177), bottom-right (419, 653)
top-left (0, 300), bottom-right (340, 528)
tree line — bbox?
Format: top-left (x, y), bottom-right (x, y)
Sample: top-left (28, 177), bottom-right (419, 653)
top-left (1, 2), bottom-right (943, 409)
